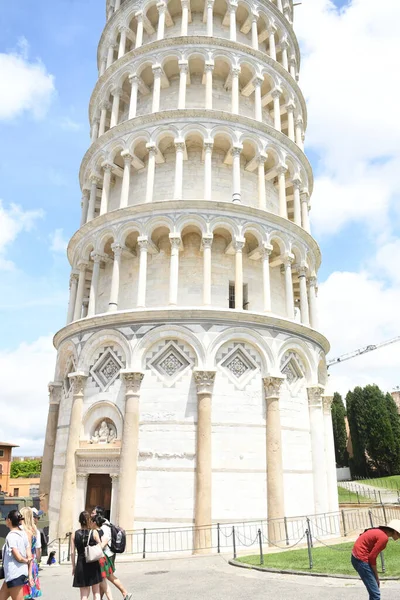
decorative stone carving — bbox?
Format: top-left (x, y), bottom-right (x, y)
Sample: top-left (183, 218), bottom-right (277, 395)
top-left (139, 451), bottom-right (196, 460)
top-left (68, 373), bottom-right (87, 396)
top-left (220, 345), bottom-right (258, 388)
top-left (121, 371), bottom-right (144, 395)
top-left (91, 420), bottom-right (117, 444)
top-left (307, 385), bottom-right (325, 407)
top-left (193, 370), bottom-right (216, 395)
top-left (263, 376), bottom-right (284, 398)
top-left (148, 341), bottom-right (193, 383)
top-left (48, 382), bottom-right (62, 405)
top-left (280, 351), bottom-right (305, 385)
top-left (90, 347), bottom-right (124, 391)
top-left (323, 396), bottom-right (334, 411)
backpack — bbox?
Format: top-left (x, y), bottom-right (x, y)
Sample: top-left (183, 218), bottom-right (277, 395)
top-left (109, 523), bottom-right (126, 554)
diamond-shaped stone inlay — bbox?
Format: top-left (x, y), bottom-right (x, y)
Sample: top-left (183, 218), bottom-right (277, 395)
top-left (220, 346), bottom-right (258, 387)
top-left (149, 342), bottom-right (191, 382)
top-left (90, 348), bottom-right (124, 391)
top-left (280, 352), bottom-right (305, 385)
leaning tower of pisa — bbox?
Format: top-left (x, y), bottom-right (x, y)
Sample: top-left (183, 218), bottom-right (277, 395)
top-left (41, 0), bottom-right (338, 543)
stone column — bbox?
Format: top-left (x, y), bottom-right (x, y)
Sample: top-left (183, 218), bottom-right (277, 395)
top-left (231, 145), bottom-right (242, 204)
top-left (91, 117), bottom-right (100, 143)
top-left (157, 2), bottom-right (167, 40)
top-left (100, 163), bottom-right (113, 215)
top-left (106, 44), bottom-right (116, 69)
top-left (251, 13), bottom-right (258, 50)
top-left (203, 141), bottom-right (213, 200)
top-left (262, 245), bottom-right (272, 312)
top-left (204, 62), bottom-right (213, 110)
top-left (298, 266), bottom-right (310, 326)
top-left (277, 0), bottom-right (283, 12)
top-left (272, 88), bottom-right (282, 131)
top-left (202, 234), bottom-right (213, 306)
top-left (292, 179), bottom-right (301, 226)
top-left (257, 154), bottom-right (267, 210)
top-left (307, 386), bottom-right (329, 514)
top-left (286, 103), bottom-right (295, 141)
top-left (75, 473), bottom-right (89, 520)
top-left (145, 144), bottom-right (157, 203)
top-left (135, 12), bottom-right (144, 48)
top-left (169, 235), bottom-right (181, 305)
top-left (118, 372), bottom-right (145, 530)
top-left (110, 474), bottom-right (120, 523)
top-left (137, 236), bottom-right (149, 308)
top-left (289, 58), bottom-right (297, 79)
top-left (254, 76), bottom-right (263, 121)
top-left (281, 41), bottom-right (289, 71)
top-left (98, 102), bottom-right (110, 137)
top-left (58, 373), bottom-right (87, 537)
top-left (152, 65), bottom-right (162, 112)
top-left (282, 254), bottom-right (294, 319)
top-left (120, 152), bottom-right (133, 208)
top-left (82, 298), bottom-right (89, 319)
top-left (193, 370), bottom-right (216, 553)
top-left (234, 237), bottom-right (245, 310)
top-left (323, 396), bottom-right (339, 513)
top-left (80, 189), bottom-right (90, 226)
top-left (129, 75), bottom-right (139, 119)
top-left (39, 382), bottom-right (62, 511)
top-left (178, 60), bottom-right (188, 109)
top-left (295, 116), bottom-right (304, 150)
top-left (263, 376), bottom-right (285, 542)
top-left (66, 272), bottom-right (79, 324)
top-left (73, 262), bottom-right (88, 321)
top-left (181, 0), bottom-right (189, 35)
top-left (110, 87), bottom-right (122, 128)
top-left (108, 244), bottom-right (123, 312)
top-left (87, 176), bottom-right (100, 222)
top-left (277, 166), bottom-right (287, 218)
top-left (88, 252), bottom-right (102, 317)
top-left (231, 67), bottom-right (240, 114)
top-left (206, 0), bottom-right (214, 36)
top-left (173, 140), bottom-right (185, 200)
top-left (308, 277), bottom-right (319, 329)
top-left (118, 27), bottom-right (128, 59)
top-left (229, 1), bottom-right (237, 41)
top-left (100, 58), bottom-right (107, 77)
top-left (301, 188), bottom-right (310, 232)
top-left (269, 27), bottom-right (277, 61)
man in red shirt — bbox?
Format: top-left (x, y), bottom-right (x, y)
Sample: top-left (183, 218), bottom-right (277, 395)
top-left (352, 519), bottom-right (400, 599)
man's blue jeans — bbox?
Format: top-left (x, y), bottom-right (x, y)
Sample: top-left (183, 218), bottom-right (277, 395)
top-left (351, 554), bottom-right (380, 600)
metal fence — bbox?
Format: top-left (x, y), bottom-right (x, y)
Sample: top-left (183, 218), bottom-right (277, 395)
top-left (353, 477), bottom-right (400, 491)
top-left (338, 482), bottom-right (400, 504)
top-left (53, 503), bottom-right (400, 562)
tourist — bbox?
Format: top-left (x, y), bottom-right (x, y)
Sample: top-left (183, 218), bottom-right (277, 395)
top-left (0, 510), bottom-right (33, 600)
top-left (19, 508), bottom-right (42, 599)
top-left (31, 509), bottom-right (43, 566)
top-left (71, 511), bottom-right (102, 600)
top-left (351, 519), bottom-right (400, 599)
top-left (91, 516), bottom-right (113, 600)
top-left (90, 507), bottom-right (132, 600)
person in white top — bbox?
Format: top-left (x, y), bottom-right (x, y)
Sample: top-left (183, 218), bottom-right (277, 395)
top-left (90, 507), bottom-right (132, 600)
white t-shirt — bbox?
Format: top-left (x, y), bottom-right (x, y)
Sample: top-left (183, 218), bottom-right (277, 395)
top-left (2, 530), bottom-right (29, 583)
top-left (101, 521), bottom-right (114, 558)
top-left (35, 526), bottom-right (41, 550)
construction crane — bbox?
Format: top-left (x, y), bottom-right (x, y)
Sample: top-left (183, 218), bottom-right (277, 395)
top-left (327, 336), bottom-right (400, 368)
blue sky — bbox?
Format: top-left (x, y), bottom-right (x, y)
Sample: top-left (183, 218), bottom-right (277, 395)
top-left (1, 0), bottom-right (399, 453)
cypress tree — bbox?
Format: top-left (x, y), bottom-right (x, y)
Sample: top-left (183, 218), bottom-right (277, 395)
top-left (385, 392), bottom-right (400, 474)
top-left (363, 385), bottom-right (396, 476)
top-left (331, 392), bottom-right (348, 467)
top-left (346, 387), bottom-right (368, 477)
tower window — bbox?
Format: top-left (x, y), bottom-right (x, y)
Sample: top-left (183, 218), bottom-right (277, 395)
top-left (228, 283), bottom-right (249, 310)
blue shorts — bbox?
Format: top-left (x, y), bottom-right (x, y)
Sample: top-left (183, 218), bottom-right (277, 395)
top-left (6, 575), bottom-right (28, 588)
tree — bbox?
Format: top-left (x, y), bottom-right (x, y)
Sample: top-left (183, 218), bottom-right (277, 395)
top-left (10, 459), bottom-right (42, 479)
top-left (385, 392), bottom-right (400, 474)
top-left (363, 385), bottom-right (395, 476)
top-left (331, 392), bottom-right (348, 467)
top-left (346, 387), bottom-right (368, 478)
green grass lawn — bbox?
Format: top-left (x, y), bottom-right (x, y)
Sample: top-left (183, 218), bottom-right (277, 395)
top-left (237, 539), bottom-right (400, 576)
top-left (338, 485), bottom-right (371, 504)
top-left (359, 476), bottom-right (400, 490)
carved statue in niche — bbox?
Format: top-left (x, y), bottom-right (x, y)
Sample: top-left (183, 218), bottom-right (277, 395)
top-left (90, 420), bottom-right (117, 444)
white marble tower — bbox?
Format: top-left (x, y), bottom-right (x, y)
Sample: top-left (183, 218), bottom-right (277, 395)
top-left (41, 0), bottom-right (338, 545)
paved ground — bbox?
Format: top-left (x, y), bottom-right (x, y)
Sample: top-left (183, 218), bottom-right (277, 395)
top-left (39, 554), bottom-right (400, 599)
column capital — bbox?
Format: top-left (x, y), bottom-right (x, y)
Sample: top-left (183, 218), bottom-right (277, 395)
top-left (286, 101), bottom-right (295, 113)
top-left (271, 87), bottom-right (283, 99)
top-left (68, 372), bottom-right (88, 395)
top-left (90, 174), bottom-right (102, 185)
top-left (257, 152), bottom-right (268, 165)
top-left (276, 164), bottom-right (288, 175)
top-left (121, 150), bottom-right (133, 165)
top-left (229, 0), bottom-right (238, 11)
top-left (231, 66), bottom-right (241, 77)
top-left (129, 73), bottom-right (140, 84)
top-left (135, 10), bottom-right (144, 20)
top-left (202, 234), bottom-right (213, 249)
top-left (174, 140), bottom-right (186, 152)
top-left (233, 236), bottom-right (245, 252)
top-left (152, 64), bottom-right (163, 77)
top-left (112, 86), bottom-right (123, 97)
top-left (231, 144), bottom-right (242, 158)
top-left (146, 142), bottom-right (158, 156)
top-left (157, 1), bottom-right (167, 13)
top-left (138, 235), bottom-right (149, 250)
top-left (292, 177), bottom-right (301, 190)
top-left (308, 276), bottom-right (318, 288)
top-left (261, 243), bottom-right (273, 259)
top-left (110, 473), bottom-right (119, 481)
top-left (323, 396), bottom-right (334, 411)
top-left (297, 264), bottom-right (308, 277)
top-left (69, 271), bottom-right (79, 286)
top-left (207, 0), bottom-right (215, 7)
top-left (169, 234), bottom-right (182, 249)
top-left (203, 140), bottom-right (214, 152)
top-left (251, 10), bottom-right (259, 20)
top-left (76, 472), bottom-right (89, 481)
top-left (111, 243), bottom-right (124, 258)
top-left (204, 61), bottom-right (214, 73)
top-left (253, 75), bottom-right (264, 88)
top-left (263, 376), bottom-right (284, 398)
top-left (121, 370), bottom-right (144, 394)
top-left (82, 188), bottom-right (90, 198)
top-left (118, 25), bottom-right (131, 35)
top-left (100, 100), bottom-right (112, 111)
top-left (307, 385), bottom-right (325, 407)
top-left (193, 370), bottom-right (216, 395)
top-left (300, 187), bottom-right (309, 200)
top-left (48, 382), bottom-right (62, 404)
top-left (296, 114), bottom-right (304, 126)
top-left (178, 60), bottom-right (189, 73)
top-left (280, 38), bottom-right (289, 50)
top-left (77, 260), bottom-right (89, 271)
top-left (282, 252), bottom-right (294, 266)
top-left (181, 0), bottom-right (190, 7)
top-left (101, 161), bottom-right (114, 173)
top-left (90, 251), bottom-right (105, 264)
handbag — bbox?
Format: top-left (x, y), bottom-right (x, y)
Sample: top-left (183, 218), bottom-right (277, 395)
top-left (84, 530), bottom-right (103, 563)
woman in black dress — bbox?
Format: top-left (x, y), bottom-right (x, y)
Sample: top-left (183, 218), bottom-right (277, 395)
top-left (71, 511), bottom-right (102, 600)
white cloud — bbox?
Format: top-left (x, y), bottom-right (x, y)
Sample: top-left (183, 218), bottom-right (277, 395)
top-left (49, 228), bottom-right (68, 254)
top-left (0, 200), bottom-right (44, 270)
top-left (0, 38), bottom-right (55, 120)
top-left (0, 336), bottom-right (56, 455)
top-left (296, 0), bottom-right (400, 236)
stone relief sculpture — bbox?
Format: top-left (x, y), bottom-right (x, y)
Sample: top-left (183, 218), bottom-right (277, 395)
top-left (90, 420), bottom-right (117, 444)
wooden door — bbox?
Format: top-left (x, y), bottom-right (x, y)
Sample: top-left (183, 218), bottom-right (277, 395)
top-left (85, 474), bottom-right (111, 518)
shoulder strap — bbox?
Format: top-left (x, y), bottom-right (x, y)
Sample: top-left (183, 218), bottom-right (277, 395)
top-left (86, 529), bottom-right (92, 546)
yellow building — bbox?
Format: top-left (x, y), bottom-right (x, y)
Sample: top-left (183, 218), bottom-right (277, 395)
top-left (0, 442), bottom-right (41, 498)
